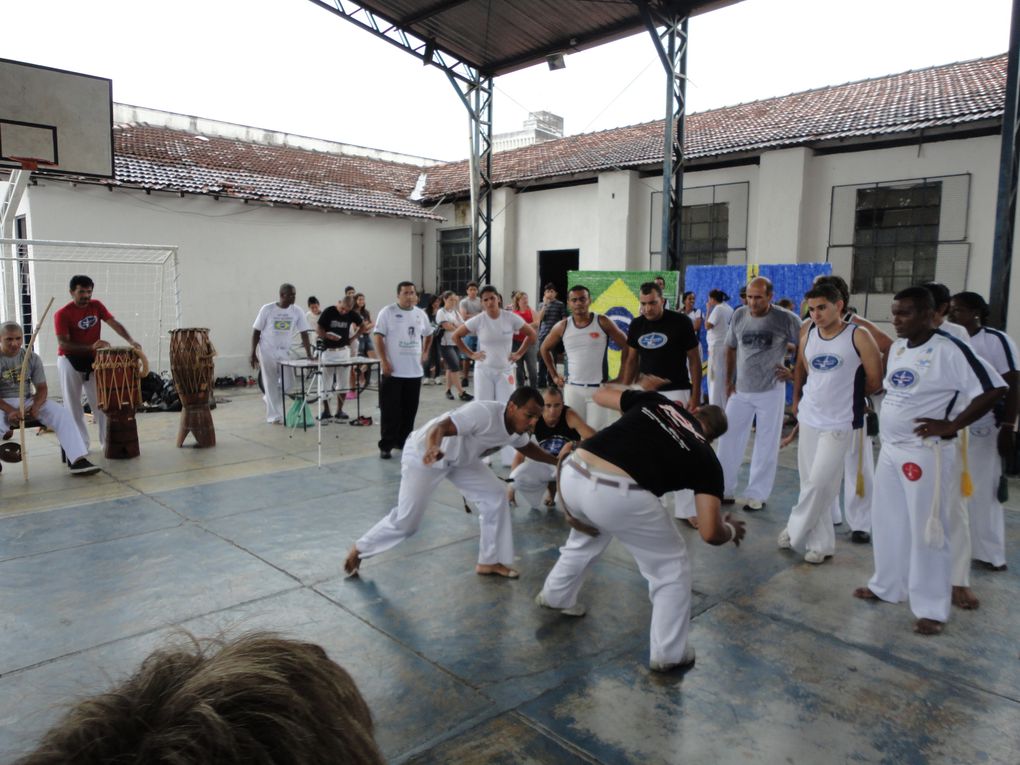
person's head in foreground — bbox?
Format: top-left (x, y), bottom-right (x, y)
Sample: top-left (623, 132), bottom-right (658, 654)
top-left (17, 632), bottom-right (384, 765)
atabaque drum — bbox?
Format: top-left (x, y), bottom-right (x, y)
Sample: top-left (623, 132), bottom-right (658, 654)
top-left (169, 328), bottom-right (217, 448)
top-left (93, 346), bottom-right (148, 459)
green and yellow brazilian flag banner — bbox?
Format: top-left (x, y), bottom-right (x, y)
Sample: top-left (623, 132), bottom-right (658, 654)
top-left (567, 270), bottom-right (680, 379)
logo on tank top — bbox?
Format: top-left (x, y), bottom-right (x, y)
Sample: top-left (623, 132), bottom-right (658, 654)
top-left (902, 462), bottom-right (923, 481)
top-left (77, 315), bottom-right (99, 330)
top-left (638, 332), bottom-right (667, 350)
top-left (888, 369), bottom-right (917, 389)
top-left (810, 354), bottom-right (842, 372)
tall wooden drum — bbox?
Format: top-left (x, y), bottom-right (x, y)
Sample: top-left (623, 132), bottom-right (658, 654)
top-left (170, 328), bottom-right (217, 447)
top-left (94, 346), bottom-right (147, 459)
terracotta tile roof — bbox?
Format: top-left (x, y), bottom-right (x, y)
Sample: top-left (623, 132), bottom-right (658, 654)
top-left (100, 124), bottom-right (439, 220)
top-left (422, 54), bottom-right (1007, 199)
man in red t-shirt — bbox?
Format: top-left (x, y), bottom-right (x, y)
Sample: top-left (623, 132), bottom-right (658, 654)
top-left (54, 274), bottom-right (141, 451)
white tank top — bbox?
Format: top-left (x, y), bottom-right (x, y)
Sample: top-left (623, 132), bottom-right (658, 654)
top-left (797, 323), bottom-right (866, 431)
top-left (562, 313), bottom-right (608, 385)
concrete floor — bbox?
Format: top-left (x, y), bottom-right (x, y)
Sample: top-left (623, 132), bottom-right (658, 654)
top-left (2, 383), bottom-right (1019, 764)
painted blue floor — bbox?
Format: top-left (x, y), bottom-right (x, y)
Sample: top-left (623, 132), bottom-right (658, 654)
top-left (2, 457), bottom-right (1019, 763)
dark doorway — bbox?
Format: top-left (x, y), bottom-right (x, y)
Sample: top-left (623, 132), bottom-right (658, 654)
top-left (538, 249), bottom-right (579, 303)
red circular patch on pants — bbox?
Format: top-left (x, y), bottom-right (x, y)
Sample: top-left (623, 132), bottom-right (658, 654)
top-left (902, 462), bottom-right (923, 481)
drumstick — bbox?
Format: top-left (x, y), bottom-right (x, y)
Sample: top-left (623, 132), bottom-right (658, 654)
top-left (18, 297), bottom-right (55, 481)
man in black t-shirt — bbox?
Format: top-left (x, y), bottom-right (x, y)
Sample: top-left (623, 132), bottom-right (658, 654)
top-left (535, 377), bottom-right (745, 673)
top-left (316, 296), bottom-right (362, 420)
top-left (623, 281), bottom-right (703, 525)
top-left (623, 282), bottom-right (701, 407)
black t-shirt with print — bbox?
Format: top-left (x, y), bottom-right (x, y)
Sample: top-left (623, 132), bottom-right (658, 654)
top-left (534, 405), bottom-right (581, 457)
top-left (317, 307), bottom-right (362, 350)
top-left (626, 310), bottom-right (698, 391)
top-left (580, 390), bottom-right (723, 498)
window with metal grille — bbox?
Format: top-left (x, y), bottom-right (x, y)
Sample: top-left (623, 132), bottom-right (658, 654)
top-left (851, 182), bottom-right (941, 294)
top-left (680, 202), bottom-right (729, 268)
top-left (437, 227), bottom-right (472, 293)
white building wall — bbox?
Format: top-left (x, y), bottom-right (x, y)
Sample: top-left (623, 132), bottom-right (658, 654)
top-left (596, 171), bottom-right (639, 269)
top-left (511, 182), bottom-right (599, 293)
top-left (21, 182), bottom-right (415, 374)
top-left (800, 135), bottom-right (1005, 329)
top-left (755, 147), bottom-right (809, 265)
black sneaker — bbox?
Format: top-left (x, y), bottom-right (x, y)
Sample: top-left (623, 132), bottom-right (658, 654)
top-left (850, 530), bottom-right (871, 544)
top-left (445, 390), bottom-right (455, 400)
top-left (459, 391), bottom-right (474, 401)
top-left (379, 449), bottom-right (392, 460)
top-left (335, 411), bottom-right (350, 421)
top-left (69, 457), bottom-right (101, 476)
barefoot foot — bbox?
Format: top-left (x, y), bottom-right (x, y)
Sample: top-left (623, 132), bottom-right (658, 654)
top-left (343, 546), bottom-right (361, 577)
top-left (853, 586), bottom-right (880, 600)
top-left (913, 618), bottom-right (944, 635)
top-left (952, 586), bottom-right (980, 610)
top-left (476, 563), bottom-right (519, 579)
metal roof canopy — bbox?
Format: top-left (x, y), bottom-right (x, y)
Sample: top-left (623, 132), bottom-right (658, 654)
top-left (305, 0), bottom-right (740, 284)
top-left (307, 0), bottom-right (739, 80)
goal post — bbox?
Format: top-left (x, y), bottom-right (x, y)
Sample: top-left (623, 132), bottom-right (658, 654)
top-left (0, 238), bottom-right (181, 379)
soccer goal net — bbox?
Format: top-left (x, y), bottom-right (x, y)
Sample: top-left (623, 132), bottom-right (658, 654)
top-left (0, 238), bottom-right (181, 377)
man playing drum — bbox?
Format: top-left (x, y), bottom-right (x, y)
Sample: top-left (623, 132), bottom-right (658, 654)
top-left (54, 275), bottom-right (143, 453)
top-left (1, 322), bottom-right (100, 475)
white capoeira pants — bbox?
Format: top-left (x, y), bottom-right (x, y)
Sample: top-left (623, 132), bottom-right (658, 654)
top-left (655, 389), bottom-right (697, 520)
top-left (509, 459), bottom-right (556, 509)
top-left (475, 364), bottom-right (516, 464)
top-left (319, 347), bottom-right (351, 409)
top-left (828, 429), bottom-right (875, 532)
top-left (540, 459), bottom-right (692, 666)
top-left (56, 355), bottom-right (105, 450)
top-left (563, 383), bottom-right (611, 430)
top-left (868, 440), bottom-right (954, 623)
top-left (1, 397), bottom-right (89, 463)
top-left (967, 424), bottom-right (1007, 567)
top-left (706, 344), bottom-right (729, 409)
top-left (786, 424), bottom-right (851, 556)
top-left (947, 436), bottom-right (970, 588)
top-left (356, 449), bottom-right (514, 566)
top-left (257, 348), bottom-right (292, 423)
top-left (716, 384), bottom-right (786, 502)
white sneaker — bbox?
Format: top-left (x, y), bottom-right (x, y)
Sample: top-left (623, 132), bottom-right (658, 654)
top-left (422, 378), bottom-right (432, 386)
top-left (534, 592), bottom-right (586, 617)
top-left (777, 529), bottom-right (792, 549)
top-left (804, 550), bottom-right (828, 564)
top-left (650, 645), bottom-right (696, 672)
top-left (742, 498), bottom-right (764, 512)
top-left (434, 377), bottom-right (443, 385)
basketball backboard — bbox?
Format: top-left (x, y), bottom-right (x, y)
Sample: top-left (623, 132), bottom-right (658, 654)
top-left (0, 58), bottom-right (113, 178)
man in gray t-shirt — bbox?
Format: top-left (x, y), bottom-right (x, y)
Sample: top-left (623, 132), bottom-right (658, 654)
top-left (716, 277), bottom-right (801, 510)
top-left (0, 321), bottom-right (100, 474)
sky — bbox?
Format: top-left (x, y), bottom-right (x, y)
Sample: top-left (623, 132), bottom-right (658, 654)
top-left (1, 0), bottom-right (1013, 161)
